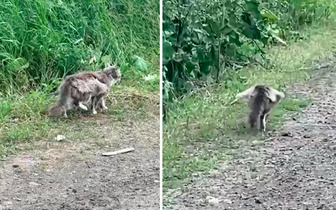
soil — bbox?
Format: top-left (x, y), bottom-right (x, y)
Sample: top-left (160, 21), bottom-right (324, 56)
top-left (164, 57), bottom-right (336, 209)
top-left (0, 107), bottom-right (160, 209)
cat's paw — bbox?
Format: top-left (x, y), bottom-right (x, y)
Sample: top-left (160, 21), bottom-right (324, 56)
top-left (79, 103), bottom-right (88, 111)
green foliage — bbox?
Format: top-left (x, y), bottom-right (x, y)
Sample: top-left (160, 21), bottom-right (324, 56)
top-left (0, 0), bottom-right (159, 94)
top-left (162, 0), bottom-right (332, 112)
top-left (133, 55), bottom-right (149, 71)
top-left (0, 100), bottom-right (11, 121)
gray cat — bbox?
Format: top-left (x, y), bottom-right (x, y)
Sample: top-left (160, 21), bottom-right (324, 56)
top-left (49, 64), bottom-right (121, 117)
top-left (231, 85), bottom-right (285, 132)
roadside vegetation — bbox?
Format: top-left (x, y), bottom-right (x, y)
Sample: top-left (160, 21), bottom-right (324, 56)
top-left (163, 0), bottom-right (336, 190)
top-left (0, 0), bottom-right (160, 156)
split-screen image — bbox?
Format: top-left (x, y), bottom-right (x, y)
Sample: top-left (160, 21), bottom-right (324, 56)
top-left (1, 0), bottom-right (336, 209)
top-left (0, 1), bottom-right (159, 209)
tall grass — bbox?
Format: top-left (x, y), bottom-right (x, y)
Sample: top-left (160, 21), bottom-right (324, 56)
top-left (0, 0), bottom-right (159, 94)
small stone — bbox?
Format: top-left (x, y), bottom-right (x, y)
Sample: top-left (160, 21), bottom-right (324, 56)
top-left (206, 196), bottom-right (220, 206)
top-left (329, 145), bottom-right (336, 150)
top-left (281, 132), bottom-right (293, 137)
top-left (55, 135), bottom-right (66, 141)
top-left (209, 170), bottom-right (221, 177)
top-left (241, 193), bottom-right (249, 200)
top-left (223, 199), bottom-right (232, 204)
top-left (303, 134), bottom-right (311, 138)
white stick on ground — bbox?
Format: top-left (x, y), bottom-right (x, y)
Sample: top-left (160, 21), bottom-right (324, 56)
top-left (101, 147), bottom-right (135, 156)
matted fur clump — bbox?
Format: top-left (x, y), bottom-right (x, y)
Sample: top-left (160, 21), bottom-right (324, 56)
top-left (231, 85), bottom-right (285, 132)
top-left (49, 64), bottom-right (121, 118)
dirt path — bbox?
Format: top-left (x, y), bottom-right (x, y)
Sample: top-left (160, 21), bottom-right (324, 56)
top-left (164, 57), bottom-right (336, 209)
top-left (0, 103), bottom-right (160, 209)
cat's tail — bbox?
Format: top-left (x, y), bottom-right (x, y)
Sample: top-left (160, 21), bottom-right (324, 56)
top-left (48, 78), bottom-right (74, 117)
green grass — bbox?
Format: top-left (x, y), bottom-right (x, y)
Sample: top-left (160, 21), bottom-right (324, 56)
top-left (0, 0), bottom-right (159, 157)
top-left (163, 17), bottom-right (336, 190)
top-left (0, 0), bottom-right (159, 94)
top-left (0, 84), bottom-right (159, 157)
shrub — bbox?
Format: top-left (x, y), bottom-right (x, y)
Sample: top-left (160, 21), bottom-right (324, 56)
top-left (162, 0), bottom-right (332, 113)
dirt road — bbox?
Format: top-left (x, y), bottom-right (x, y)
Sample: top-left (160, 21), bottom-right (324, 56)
top-left (165, 57), bottom-right (336, 209)
top-left (0, 98), bottom-right (160, 210)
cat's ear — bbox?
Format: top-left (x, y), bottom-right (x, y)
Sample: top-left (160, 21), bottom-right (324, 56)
top-left (267, 87), bottom-right (285, 103)
top-left (230, 86), bottom-right (256, 105)
top-left (236, 86), bottom-right (256, 100)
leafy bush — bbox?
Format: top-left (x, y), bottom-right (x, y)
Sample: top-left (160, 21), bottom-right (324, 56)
top-left (163, 0), bottom-right (331, 112)
top-left (0, 0), bottom-right (159, 94)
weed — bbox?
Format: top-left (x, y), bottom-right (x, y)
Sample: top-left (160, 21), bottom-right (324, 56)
top-left (0, 0), bottom-right (159, 94)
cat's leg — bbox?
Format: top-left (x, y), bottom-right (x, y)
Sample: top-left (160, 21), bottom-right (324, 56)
top-left (101, 97), bottom-right (108, 110)
top-left (91, 96), bottom-right (98, 115)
